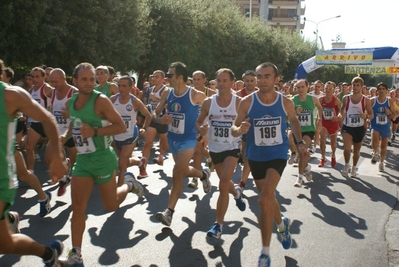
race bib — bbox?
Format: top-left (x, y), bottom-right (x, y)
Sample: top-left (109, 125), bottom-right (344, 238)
top-left (253, 116), bottom-right (283, 146)
top-left (72, 127), bottom-right (96, 154)
top-left (297, 111), bottom-right (311, 126)
top-left (210, 120), bottom-right (233, 144)
top-left (348, 114), bottom-right (362, 127)
top-left (168, 112), bottom-right (185, 134)
top-left (323, 108), bottom-right (334, 120)
top-left (376, 114), bottom-right (388, 125)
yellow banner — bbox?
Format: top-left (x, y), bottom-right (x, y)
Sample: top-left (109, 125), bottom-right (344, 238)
top-left (344, 66), bottom-right (399, 74)
top-left (315, 50), bottom-right (373, 65)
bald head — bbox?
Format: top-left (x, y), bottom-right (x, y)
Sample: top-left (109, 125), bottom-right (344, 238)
top-left (50, 68), bottom-right (68, 90)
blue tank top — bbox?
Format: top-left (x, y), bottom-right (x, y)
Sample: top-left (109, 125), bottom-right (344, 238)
top-left (370, 97), bottom-right (390, 129)
top-left (167, 87), bottom-right (199, 141)
top-left (246, 92), bottom-right (289, 161)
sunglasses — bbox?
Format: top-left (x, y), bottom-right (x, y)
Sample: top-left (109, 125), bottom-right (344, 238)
top-left (165, 73), bottom-right (176, 78)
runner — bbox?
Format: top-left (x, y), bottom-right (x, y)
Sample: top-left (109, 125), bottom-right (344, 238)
top-left (369, 82), bottom-right (394, 171)
top-left (60, 63), bottom-right (143, 266)
top-left (318, 81), bottom-right (342, 168)
top-left (153, 62), bottom-right (211, 226)
top-left (232, 62), bottom-right (309, 267)
top-left (196, 68), bottom-right (246, 239)
top-left (0, 59), bottom-right (68, 267)
top-left (111, 75), bottom-right (151, 185)
top-left (340, 76), bottom-right (373, 178)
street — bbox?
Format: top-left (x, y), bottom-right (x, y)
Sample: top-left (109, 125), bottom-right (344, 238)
top-left (1, 132), bottom-right (398, 267)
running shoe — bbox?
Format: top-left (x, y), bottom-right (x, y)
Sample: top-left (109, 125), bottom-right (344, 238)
top-left (234, 186), bottom-right (246, 211)
top-left (137, 157), bottom-right (148, 179)
top-left (35, 154), bottom-right (41, 162)
top-left (8, 211), bottom-right (20, 234)
top-left (277, 217), bottom-right (292, 249)
top-left (331, 156), bottom-right (337, 168)
top-left (350, 167), bottom-right (357, 178)
top-left (207, 222), bottom-right (222, 239)
top-left (188, 178), bottom-right (198, 189)
top-left (153, 155), bottom-right (164, 166)
top-left (318, 158), bottom-right (326, 167)
top-left (124, 172), bottom-right (144, 198)
top-left (371, 153), bottom-right (378, 164)
top-left (304, 164), bottom-right (312, 181)
top-left (201, 168), bottom-right (212, 193)
top-left (155, 208), bottom-right (173, 226)
top-left (39, 191), bottom-right (52, 217)
top-left (341, 164), bottom-right (351, 177)
top-left (288, 153), bottom-right (297, 165)
top-left (379, 162), bottom-right (384, 172)
top-left (294, 176), bottom-right (303, 187)
top-left (60, 248), bottom-right (84, 267)
top-left (44, 240), bottom-right (64, 267)
top-left (57, 175), bottom-right (71, 197)
top-left (236, 181), bottom-right (245, 192)
top-left (258, 254), bottom-right (271, 267)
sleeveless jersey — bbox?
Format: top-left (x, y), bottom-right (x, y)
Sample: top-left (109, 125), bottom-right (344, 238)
top-left (207, 94), bottom-right (240, 153)
top-left (292, 94), bottom-right (316, 132)
top-left (167, 87), bottom-right (199, 141)
top-left (148, 85), bottom-right (166, 113)
top-left (0, 82), bottom-right (18, 189)
top-left (113, 93), bottom-right (138, 141)
top-left (343, 95), bottom-right (366, 127)
top-left (237, 87), bottom-right (258, 98)
top-left (51, 87), bottom-right (75, 135)
top-left (370, 97), bottom-right (390, 129)
top-left (246, 92), bottom-right (288, 161)
top-left (321, 96), bottom-right (339, 125)
top-left (95, 82), bottom-right (112, 98)
top-left (29, 83), bottom-right (49, 122)
top-left (68, 91), bottom-right (112, 154)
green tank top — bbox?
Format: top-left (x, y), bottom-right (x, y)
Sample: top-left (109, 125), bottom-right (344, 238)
top-left (68, 90), bottom-right (112, 154)
top-left (293, 94), bottom-right (316, 132)
top-left (95, 82), bottom-right (112, 98)
top-left (0, 82), bottom-right (18, 189)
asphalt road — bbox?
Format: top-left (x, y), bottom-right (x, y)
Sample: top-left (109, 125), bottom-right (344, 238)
top-left (1, 132), bottom-right (398, 267)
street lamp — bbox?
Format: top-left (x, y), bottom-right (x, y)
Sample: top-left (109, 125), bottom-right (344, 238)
top-left (304, 15), bottom-right (341, 49)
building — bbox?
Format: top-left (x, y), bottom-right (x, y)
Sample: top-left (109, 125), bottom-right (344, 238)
top-left (234, 0), bottom-right (305, 32)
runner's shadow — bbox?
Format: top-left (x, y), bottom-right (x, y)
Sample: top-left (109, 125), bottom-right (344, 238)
top-left (89, 203), bottom-right (148, 266)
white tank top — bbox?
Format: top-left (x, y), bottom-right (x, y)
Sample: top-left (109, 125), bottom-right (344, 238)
top-left (51, 87), bottom-right (76, 135)
top-left (113, 94), bottom-right (137, 141)
top-left (344, 95), bottom-right (366, 127)
top-left (207, 94), bottom-right (240, 153)
top-left (29, 84), bottom-right (49, 123)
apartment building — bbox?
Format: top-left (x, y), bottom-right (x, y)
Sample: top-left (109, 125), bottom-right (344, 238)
top-left (234, 0), bottom-right (305, 32)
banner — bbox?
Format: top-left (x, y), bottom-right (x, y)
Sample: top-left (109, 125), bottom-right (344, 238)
top-left (344, 66), bottom-right (399, 74)
top-left (315, 50), bottom-right (373, 65)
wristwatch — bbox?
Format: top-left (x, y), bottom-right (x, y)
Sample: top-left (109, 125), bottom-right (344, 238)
top-left (93, 126), bottom-right (99, 136)
top-left (296, 140), bottom-right (306, 146)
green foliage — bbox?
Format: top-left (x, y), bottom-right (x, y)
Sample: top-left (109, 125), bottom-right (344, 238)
top-left (1, 0), bottom-right (326, 84)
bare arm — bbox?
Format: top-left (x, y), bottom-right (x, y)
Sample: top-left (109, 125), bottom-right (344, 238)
top-left (196, 97), bottom-right (211, 136)
top-left (152, 88), bottom-right (171, 124)
top-left (365, 98), bottom-right (374, 120)
top-left (313, 96), bottom-right (323, 121)
top-left (109, 83), bottom-right (119, 95)
top-left (134, 96), bottom-right (152, 129)
top-left (231, 96), bottom-right (251, 137)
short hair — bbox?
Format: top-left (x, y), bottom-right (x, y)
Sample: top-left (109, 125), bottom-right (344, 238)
top-left (31, 67), bottom-right (45, 77)
top-left (242, 69), bottom-right (256, 80)
top-left (325, 81), bottom-right (336, 89)
top-left (0, 59), bottom-right (4, 74)
top-left (192, 70), bottom-right (206, 79)
top-left (4, 67), bottom-right (14, 81)
top-left (73, 62), bottom-right (95, 79)
top-left (169, 61), bottom-right (189, 82)
top-left (295, 79), bottom-right (309, 87)
top-left (96, 65), bottom-right (109, 75)
top-left (351, 76), bottom-right (364, 86)
top-left (45, 67), bottom-right (54, 72)
top-left (153, 70), bottom-right (165, 78)
top-left (118, 75), bottom-right (133, 87)
top-left (376, 82), bottom-right (388, 90)
top-left (216, 68), bottom-right (235, 81)
top-left (107, 66), bottom-right (115, 75)
top-left (256, 62), bottom-right (279, 77)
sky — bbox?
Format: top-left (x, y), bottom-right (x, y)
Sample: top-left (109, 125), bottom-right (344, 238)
top-left (302, 0), bottom-right (399, 50)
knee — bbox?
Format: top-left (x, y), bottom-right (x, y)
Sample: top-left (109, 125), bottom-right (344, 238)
top-left (218, 179), bottom-right (230, 192)
top-left (258, 193), bottom-right (274, 211)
